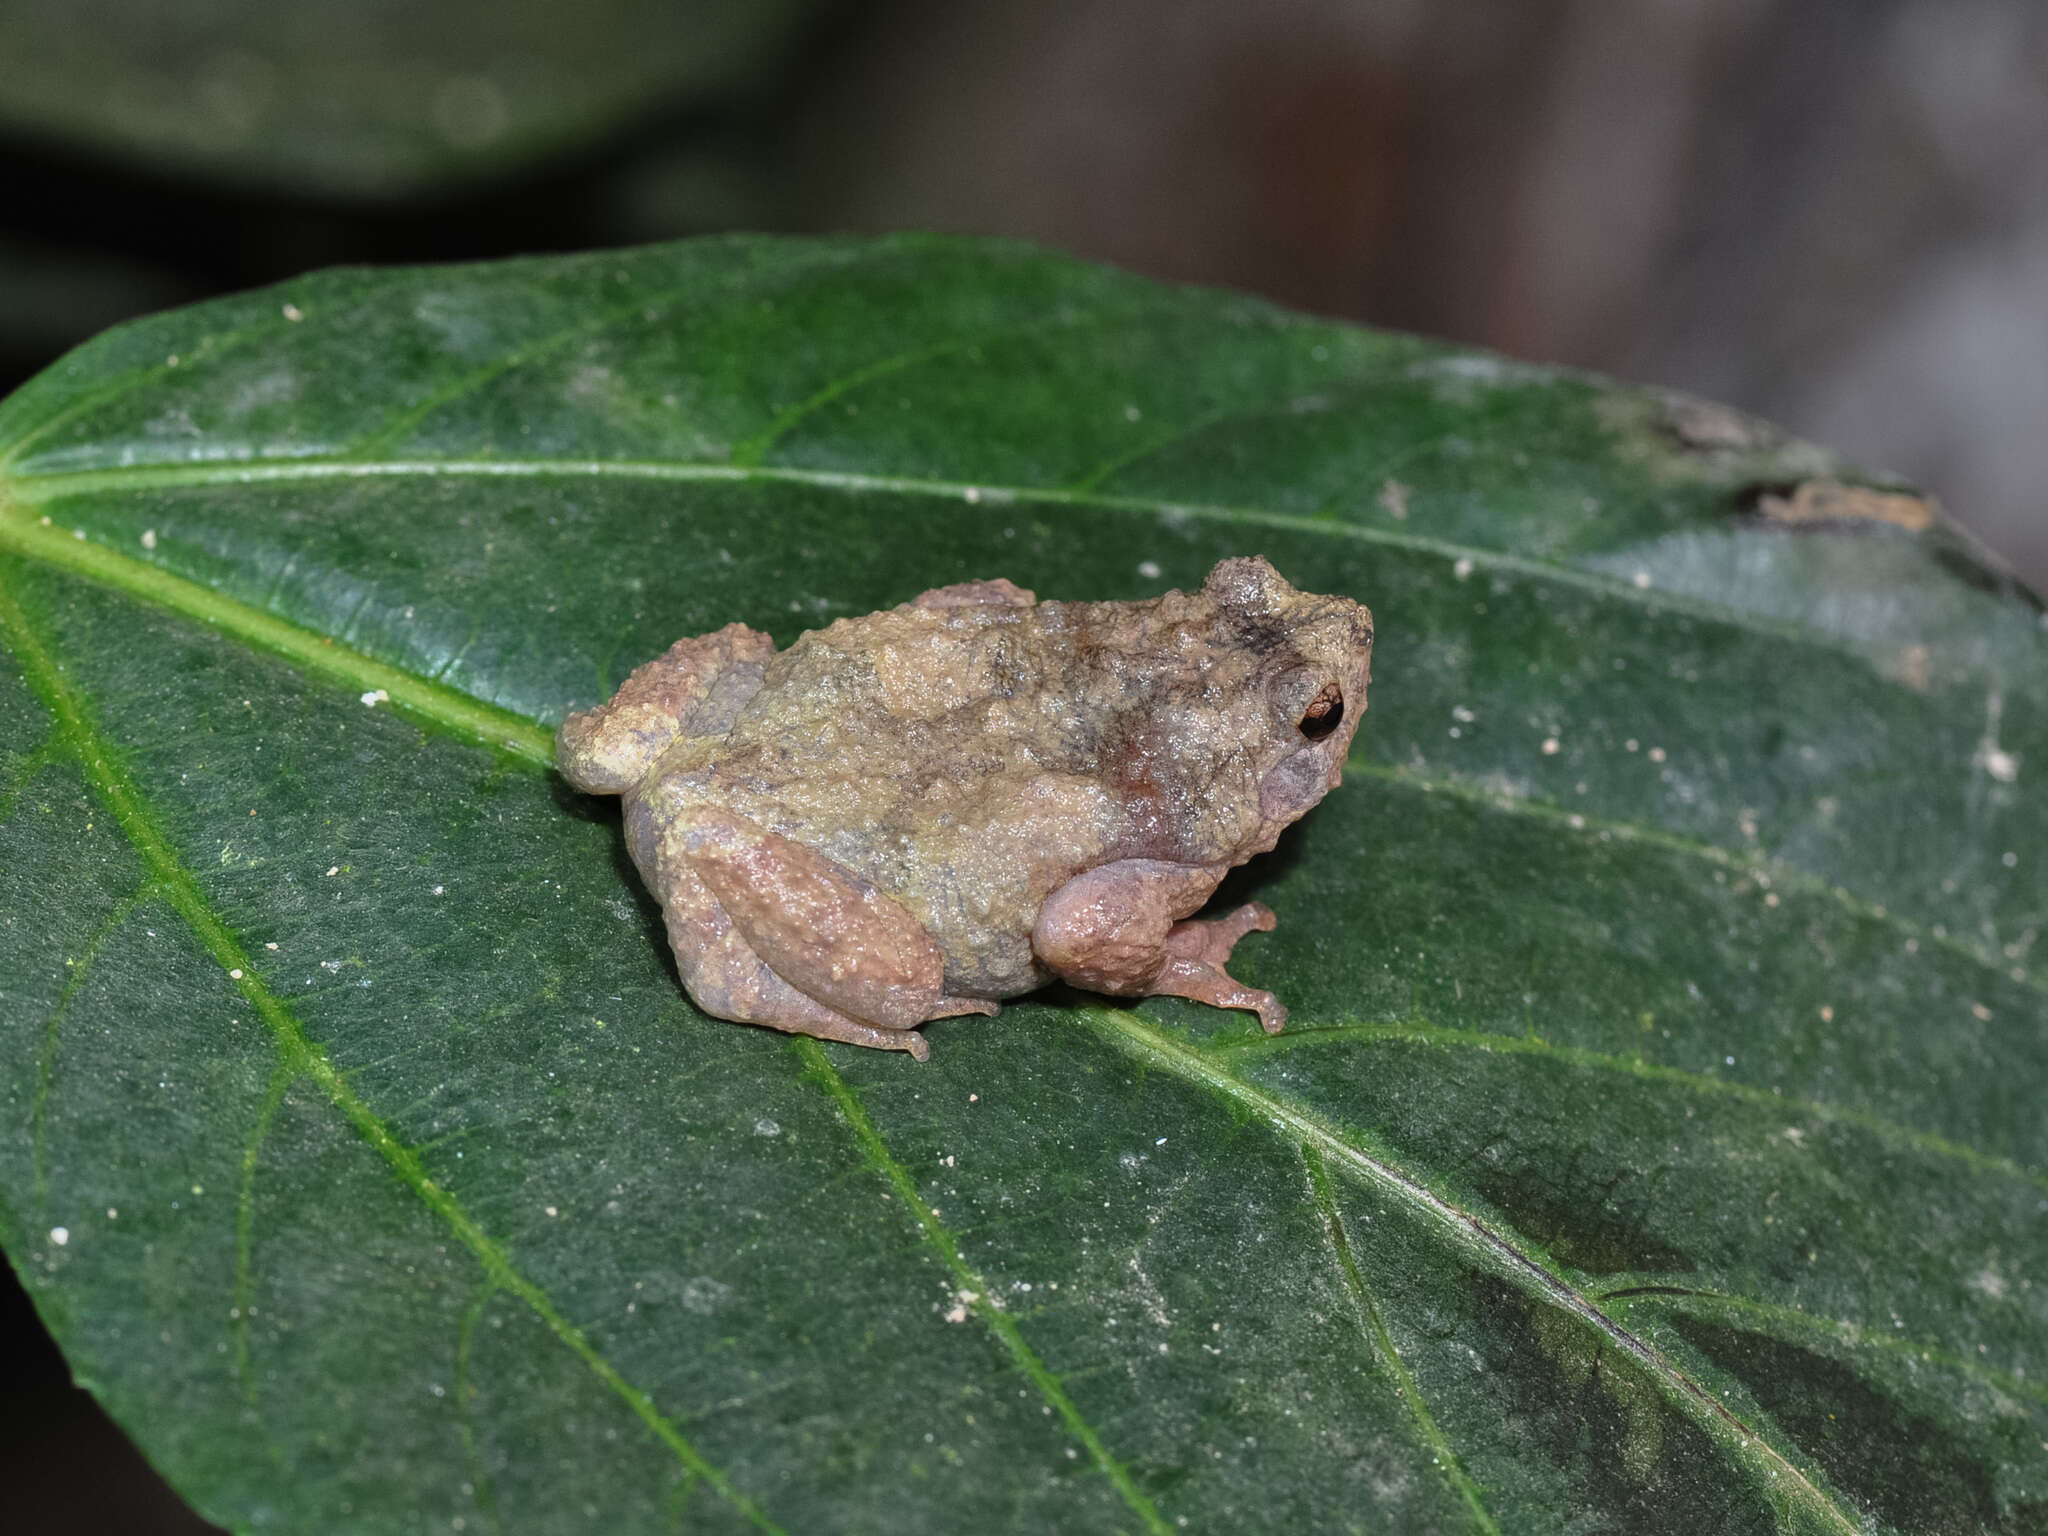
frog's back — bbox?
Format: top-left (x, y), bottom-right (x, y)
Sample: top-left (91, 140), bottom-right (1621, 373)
top-left (650, 599), bottom-right (1121, 993)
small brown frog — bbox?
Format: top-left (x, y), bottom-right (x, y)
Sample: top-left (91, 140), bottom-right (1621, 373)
top-left (557, 556), bottom-right (1372, 1058)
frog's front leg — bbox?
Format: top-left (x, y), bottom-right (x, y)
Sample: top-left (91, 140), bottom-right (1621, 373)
top-left (1032, 860), bottom-right (1287, 1033)
top-left (652, 810), bottom-right (996, 1058)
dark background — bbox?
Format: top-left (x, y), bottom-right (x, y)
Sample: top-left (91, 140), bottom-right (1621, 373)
top-left (3, 1), bottom-right (2043, 1529)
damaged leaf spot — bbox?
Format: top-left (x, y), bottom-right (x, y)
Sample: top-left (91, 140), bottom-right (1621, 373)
top-left (1660, 393), bottom-right (1781, 454)
top-left (1747, 480), bottom-right (1936, 533)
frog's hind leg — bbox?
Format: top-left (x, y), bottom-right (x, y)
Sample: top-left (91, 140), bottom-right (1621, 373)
top-left (663, 811), bottom-right (995, 1056)
top-left (1033, 859), bottom-right (1287, 1034)
top-left (659, 865), bottom-right (937, 1058)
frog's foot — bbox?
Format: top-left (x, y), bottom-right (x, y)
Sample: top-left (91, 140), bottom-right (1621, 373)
top-left (927, 996), bottom-right (1001, 1020)
top-left (1033, 860), bottom-right (1288, 1034)
top-left (1154, 957), bottom-right (1288, 1035)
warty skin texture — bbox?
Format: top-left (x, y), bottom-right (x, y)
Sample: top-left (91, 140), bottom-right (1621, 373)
top-left (557, 556), bottom-right (1372, 1058)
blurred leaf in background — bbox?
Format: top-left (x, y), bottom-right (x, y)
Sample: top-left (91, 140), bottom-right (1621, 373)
top-left (0, 0), bottom-right (817, 194)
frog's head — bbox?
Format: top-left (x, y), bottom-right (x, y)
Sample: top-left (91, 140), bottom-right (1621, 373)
top-left (1203, 556), bottom-right (1375, 838)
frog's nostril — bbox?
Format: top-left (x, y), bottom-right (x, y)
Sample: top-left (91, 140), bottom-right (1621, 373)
top-left (1298, 683), bottom-right (1344, 741)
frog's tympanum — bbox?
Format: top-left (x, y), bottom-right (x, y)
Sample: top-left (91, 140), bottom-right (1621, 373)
top-left (557, 557), bottom-right (1373, 1059)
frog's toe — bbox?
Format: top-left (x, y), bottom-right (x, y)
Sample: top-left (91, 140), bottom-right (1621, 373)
top-left (1164, 902), bottom-right (1276, 967)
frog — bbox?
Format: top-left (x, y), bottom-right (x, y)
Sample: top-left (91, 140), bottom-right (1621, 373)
top-left (556, 555), bottom-right (1373, 1059)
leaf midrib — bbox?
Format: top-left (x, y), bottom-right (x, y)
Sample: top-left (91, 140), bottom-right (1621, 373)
top-left (1, 453), bottom-right (1841, 658)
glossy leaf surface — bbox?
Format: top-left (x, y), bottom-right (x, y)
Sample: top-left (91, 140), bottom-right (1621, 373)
top-left (0, 236), bottom-right (2043, 1534)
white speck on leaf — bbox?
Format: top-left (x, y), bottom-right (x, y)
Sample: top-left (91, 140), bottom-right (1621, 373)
top-left (753, 1117), bottom-right (781, 1137)
top-left (1969, 1267), bottom-right (2010, 1301)
top-left (1453, 557), bottom-right (1474, 581)
top-left (140, 528), bottom-right (157, 549)
top-left (1137, 560), bottom-right (1161, 579)
top-left (360, 689), bottom-right (388, 708)
top-left (678, 1277), bottom-right (733, 1314)
top-left (49, 1227), bottom-right (68, 1246)
top-left (1975, 692), bottom-right (2021, 783)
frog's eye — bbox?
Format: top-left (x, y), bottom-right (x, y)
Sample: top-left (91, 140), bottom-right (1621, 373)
top-left (1297, 682), bottom-right (1344, 741)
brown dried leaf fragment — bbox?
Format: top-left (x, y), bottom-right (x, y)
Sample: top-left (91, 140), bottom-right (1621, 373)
top-left (1753, 480), bottom-right (1937, 533)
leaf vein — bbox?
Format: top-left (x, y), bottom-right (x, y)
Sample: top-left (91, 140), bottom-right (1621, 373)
top-left (31, 883), bottom-right (152, 1202)
top-left (0, 731), bottom-right (63, 823)
top-left (1220, 1018), bottom-right (2048, 1194)
top-left (1, 455), bottom-right (1849, 659)
top-left (1084, 1006), bottom-right (1863, 1536)
top-left (454, 1282), bottom-right (506, 1536)
top-left (1596, 1286), bottom-right (2048, 1411)
top-left (347, 263), bottom-right (810, 459)
top-left (795, 1038), bottom-right (1173, 1536)
top-left (1304, 1143), bottom-right (1499, 1533)
top-left (0, 574), bottom-right (784, 1536)
top-left (0, 314), bottom-right (284, 472)
top-left (233, 1064), bottom-right (294, 1424)
top-left (1338, 756), bottom-right (2046, 1003)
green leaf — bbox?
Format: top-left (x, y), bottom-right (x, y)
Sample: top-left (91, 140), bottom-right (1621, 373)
top-left (1, 235), bottom-right (2043, 1534)
top-left (0, 0), bottom-right (814, 194)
